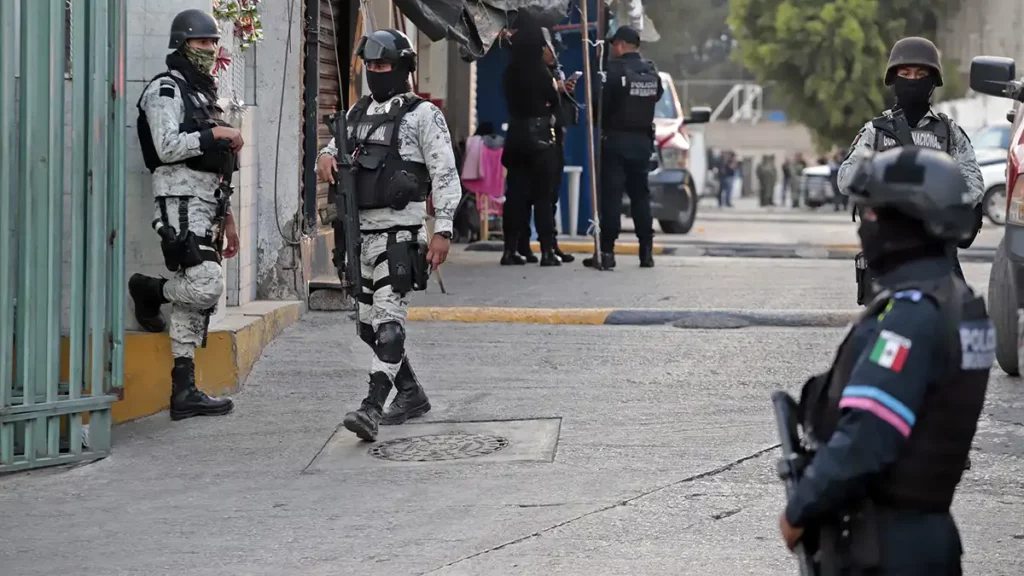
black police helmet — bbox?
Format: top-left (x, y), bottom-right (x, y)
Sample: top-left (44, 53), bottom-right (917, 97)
top-left (356, 30), bottom-right (417, 73)
top-left (884, 36), bottom-right (943, 87)
top-left (168, 9), bottom-right (221, 50)
top-left (845, 147), bottom-right (974, 243)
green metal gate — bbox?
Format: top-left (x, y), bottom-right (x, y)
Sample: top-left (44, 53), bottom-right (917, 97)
top-left (0, 0), bottom-right (127, 473)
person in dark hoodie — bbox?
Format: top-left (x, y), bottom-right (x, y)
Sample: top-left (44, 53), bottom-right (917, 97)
top-left (500, 13), bottom-right (562, 267)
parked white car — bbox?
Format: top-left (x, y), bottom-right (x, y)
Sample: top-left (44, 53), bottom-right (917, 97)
top-left (979, 154), bottom-right (1008, 225)
top-left (973, 124), bottom-right (1013, 225)
top-left (799, 164), bottom-right (834, 208)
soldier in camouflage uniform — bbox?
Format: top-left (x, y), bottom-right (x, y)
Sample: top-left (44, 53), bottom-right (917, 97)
top-left (128, 9), bottom-right (240, 421)
top-left (838, 37), bottom-right (983, 300)
top-left (316, 30), bottom-right (462, 442)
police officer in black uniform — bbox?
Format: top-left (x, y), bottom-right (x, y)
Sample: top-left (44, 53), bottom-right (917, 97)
top-left (838, 37), bottom-right (984, 304)
top-left (781, 147), bottom-right (994, 574)
top-left (584, 26), bottom-right (663, 270)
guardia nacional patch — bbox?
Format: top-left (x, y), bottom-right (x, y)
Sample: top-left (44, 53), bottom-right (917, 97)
top-left (959, 319), bottom-right (996, 370)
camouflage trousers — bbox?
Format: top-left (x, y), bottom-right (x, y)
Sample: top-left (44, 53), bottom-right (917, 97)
top-left (358, 229), bottom-right (426, 380)
top-left (163, 260), bottom-right (223, 358)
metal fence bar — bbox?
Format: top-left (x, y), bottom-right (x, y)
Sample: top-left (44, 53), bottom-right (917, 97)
top-left (107, 0), bottom-right (126, 397)
top-left (84, 0), bottom-right (113, 455)
top-left (68, 0), bottom-right (89, 457)
top-left (86, 0), bottom-right (109, 402)
top-left (45, 0), bottom-right (68, 458)
top-left (0, 0), bottom-right (17, 467)
top-left (16, 0), bottom-right (52, 467)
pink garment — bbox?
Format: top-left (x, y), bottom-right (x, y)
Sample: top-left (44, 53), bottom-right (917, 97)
top-left (463, 145), bottom-right (505, 201)
top-left (461, 135), bottom-right (484, 181)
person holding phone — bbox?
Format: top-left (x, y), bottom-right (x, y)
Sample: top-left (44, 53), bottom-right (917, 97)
top-left (516, 31), bottom-right (578, 264)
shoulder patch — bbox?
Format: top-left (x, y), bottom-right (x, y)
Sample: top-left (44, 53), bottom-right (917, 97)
top-left (959, 318), bottom-right (996, 370)
top-left (869, 329), bottom-right (913, 372)
top-left (892, 290), bottom-right (923, 302)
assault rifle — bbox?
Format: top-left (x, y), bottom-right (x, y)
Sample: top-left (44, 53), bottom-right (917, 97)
top-left (771, 390), bottom-right (818, 576)
top-left (320, 112), bottom-right (362, 335)
top-left (202, 142), bottom-right (237, 348)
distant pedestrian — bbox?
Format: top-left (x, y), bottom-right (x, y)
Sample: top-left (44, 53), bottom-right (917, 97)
top-left (757, 154), bottom-right (777, 207)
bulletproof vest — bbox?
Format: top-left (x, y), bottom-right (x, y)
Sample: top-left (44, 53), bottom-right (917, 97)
top-left (802, 275), bottom-right (991, 512)
top-left (605, 59), bottom-right (659, 133)
top-left (871, 112), bottom-right (951, 154)
top-left (136, 72), bottom-right (235, 175)
top-left (346, 95), bottom-right (431, 211)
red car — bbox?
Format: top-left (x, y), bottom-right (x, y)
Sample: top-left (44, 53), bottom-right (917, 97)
top-left (970, 55), bottom-right (1024, 376)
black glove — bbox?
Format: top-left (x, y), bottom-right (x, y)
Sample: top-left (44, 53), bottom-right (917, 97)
top-left (958, 203), bottom-right (984, 249)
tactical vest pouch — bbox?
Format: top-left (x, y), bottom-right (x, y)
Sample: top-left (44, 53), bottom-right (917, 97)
top-left (385, 232), bottom-right (427, 296)
top-left (186, 135), bottom-right (237, 175)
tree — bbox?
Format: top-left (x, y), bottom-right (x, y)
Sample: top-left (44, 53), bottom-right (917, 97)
top-left (729, 0), bottom-right (963, 148)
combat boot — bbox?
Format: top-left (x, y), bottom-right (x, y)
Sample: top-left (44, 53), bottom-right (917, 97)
top-left (553, 245), bottom-right (575, 263)
top-left (500, 249), bottom-right (526, 266)
top-left (129, 274), bottom-right (169, 333)
top-left (169, 357), bottom-right (234, 421)
top-left (540, 249), bottom-right (562, 267)
top-left (380, 358), bottom-right (431, 426)
top-left (583, 252), bottom-right (616, 270)
top-left (639, 238), bottom-right (655, 268)
top-left (343, 371), bottom-right (393, 441)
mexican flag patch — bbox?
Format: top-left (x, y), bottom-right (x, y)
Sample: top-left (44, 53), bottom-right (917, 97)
top-left (870, 330), bottom-right (912, 372)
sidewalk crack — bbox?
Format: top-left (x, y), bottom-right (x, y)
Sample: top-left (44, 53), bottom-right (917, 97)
top-left (418, 443), bottom-right (781, 575)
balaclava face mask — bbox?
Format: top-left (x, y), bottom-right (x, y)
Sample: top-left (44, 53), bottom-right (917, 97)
top-left (857, 208), bottom-right (943, 273)
top-left (366, 64), bottom-right (411, 103)
top-left (892, 75), bottom-right (937, 127)
top-left (182, 45), bottom-right (217, 76)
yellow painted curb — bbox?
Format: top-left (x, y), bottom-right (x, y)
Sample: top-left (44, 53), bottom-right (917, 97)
top-left (68, 301), bottom-right (304, 424)
top-left (407, 307), bottom-right (613, 325)
top-left (529, 240), bottom-right (666, 255)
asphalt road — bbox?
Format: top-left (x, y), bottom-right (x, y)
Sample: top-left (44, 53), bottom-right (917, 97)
top-left (1, 203), bottom-right (1021, 576)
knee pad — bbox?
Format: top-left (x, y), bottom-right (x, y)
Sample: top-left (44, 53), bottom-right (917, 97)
top-left (374, 322), bottom-right (405, 364)
top-left (358, 322), bottom-right (375, 348)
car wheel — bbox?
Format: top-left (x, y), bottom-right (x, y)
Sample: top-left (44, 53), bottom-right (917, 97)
top-left (989, 236), bottom-right (1020, 376)
top-left (659, 176), bottom-right (698, 234)
top-left (983, 185), bottom-right (1007, 226)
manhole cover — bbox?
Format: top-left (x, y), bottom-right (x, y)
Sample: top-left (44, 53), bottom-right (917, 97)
top-left (368, 433), bottom-right (509, 462)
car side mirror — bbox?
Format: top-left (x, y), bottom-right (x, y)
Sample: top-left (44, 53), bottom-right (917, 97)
top-left (684, 106), bottom-right (712, 125)
top-left (970, 56), bottom-right (1018, 98)
top-left (1008, 108), bottom-right (1017, 124)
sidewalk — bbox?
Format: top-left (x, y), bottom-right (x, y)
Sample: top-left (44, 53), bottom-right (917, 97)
top-left (2, 318), bottom-right (1020, 575)
top-left (398, 252), bottom-right (993, 320)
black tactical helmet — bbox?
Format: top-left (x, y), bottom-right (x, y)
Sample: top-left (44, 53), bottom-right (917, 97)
top-left (884, 36), bottom-right (943, 87)
top-left (168, 9), bottom-right (221, 50)
top-left (356, 30), bottom-right (417, 72)
top-left (846, 147), bottom-right (974, 242)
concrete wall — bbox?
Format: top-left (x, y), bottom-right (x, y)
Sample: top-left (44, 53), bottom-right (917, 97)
top-left (252, 0), bottom-right (304, 300)
top-left (940, 0), bottom-right (1024, 74)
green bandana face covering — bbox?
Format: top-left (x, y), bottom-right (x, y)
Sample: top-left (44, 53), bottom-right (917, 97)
top-left (183, 46), bottom-right (217, 75)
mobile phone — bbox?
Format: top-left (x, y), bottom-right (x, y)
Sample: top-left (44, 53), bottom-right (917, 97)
top-left (569, 71), bottom-right (583, 81)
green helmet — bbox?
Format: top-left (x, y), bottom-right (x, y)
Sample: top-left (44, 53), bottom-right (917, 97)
top-left (884, 37), bottom-right (943, 87)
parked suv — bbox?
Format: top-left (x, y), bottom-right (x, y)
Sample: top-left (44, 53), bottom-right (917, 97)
top-left (621, 71), bottom-right (711, 234)
top-left (968, 56), bottom-right (1024, 375)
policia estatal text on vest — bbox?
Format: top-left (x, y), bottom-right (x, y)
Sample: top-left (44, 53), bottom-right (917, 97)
top-left (128, 9), bottom-right (240, 421)
top-left (780, 147), bottom-right (992, 574)
top-left (315, 30), bottom-right (463, 443)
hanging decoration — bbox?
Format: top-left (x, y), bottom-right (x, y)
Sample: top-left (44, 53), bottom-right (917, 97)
top-left (212, 0), bottom-right (265, 52)
top-left (211, 46), bottom-right (233, 75)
